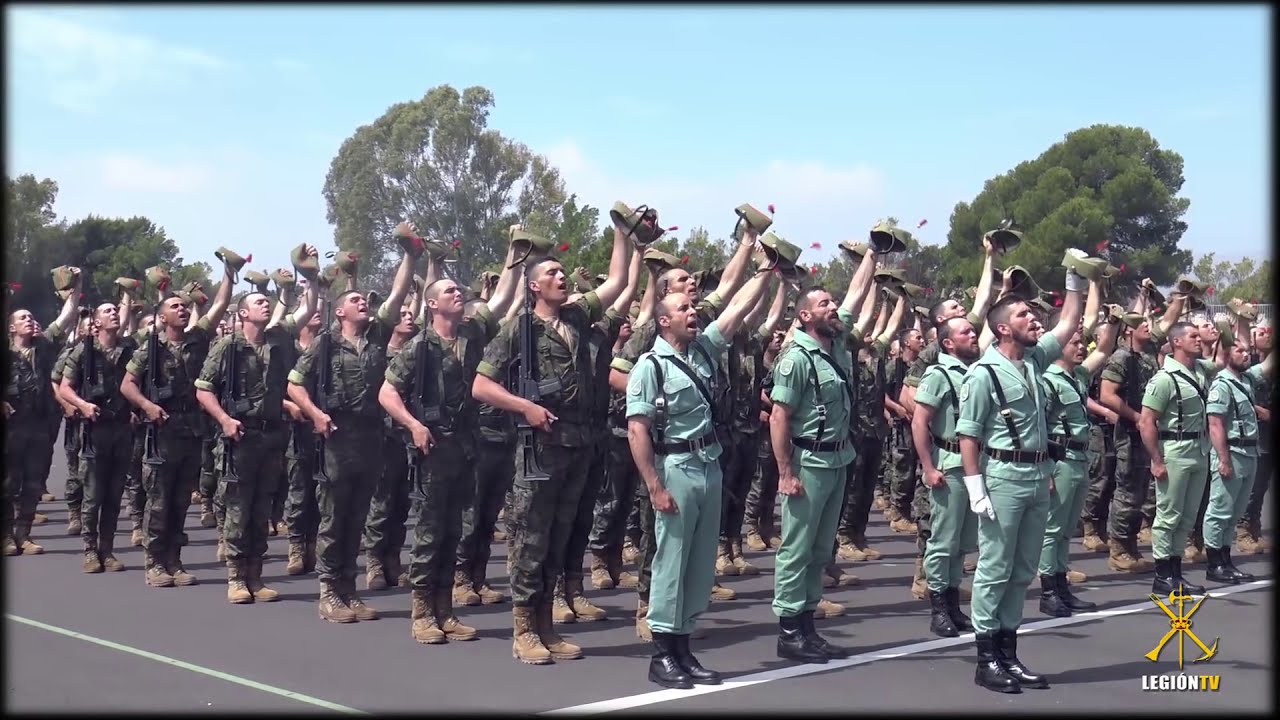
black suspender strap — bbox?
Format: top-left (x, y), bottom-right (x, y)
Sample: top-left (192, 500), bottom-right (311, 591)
top-left (1166, 369), bottom-right (1207, 434)
top-left (981, 364), bottom-right (1024, 451)
top-left (938, 365), bottom-right (962, 425)
top-left (798, 347), bottom-right (854, 445)
top-left (1047, 382), bottom-right (1072, 441)
top-left (646, 355), bottom-right (668, 448)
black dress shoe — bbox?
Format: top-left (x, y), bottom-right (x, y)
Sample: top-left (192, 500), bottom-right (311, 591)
top-left (648, 633), bottom-right (693, 689)
top-left (673, 633), bottom-right (721, 685)
top-left (994, 629), bottom-right (1049, 689)
top-left (798, 610), bottom-right (852, 658)
top-left (1172, 556), bottom-right (1205, 595)
top-left (1055, 572), bottom-right (1096, 612)
top-left (777, 614), bottom-right (828, 664)
top-left (974, 632), bottom-right (1020, 694)
top-left (1222, 546), bottom-right (1255, 582)
top-left (1204, 547), bottom-right (1238, 585)
top-left (1038, 575), bottom-right (1071, 618)
top-left (1151, 556), bottom-right (1177, 596)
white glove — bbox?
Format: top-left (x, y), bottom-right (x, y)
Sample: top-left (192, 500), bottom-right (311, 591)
top-left (963, 474), bottom-right (996, 520)
top-left (1064, 249), bottom-right (1088, 293)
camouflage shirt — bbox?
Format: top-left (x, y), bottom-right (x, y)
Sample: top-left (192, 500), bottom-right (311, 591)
top-left (63, 336), bottom-right (139, 422)
top-left (730, 327), bottom-right (772, 436)
top-left (287, 310), bottom-right (394, 421)
top-left (194, 323), bottom-right (297, 424)
top-left (125, 318), bottom-right (215, 436)
top-left (5, 324), bottom-right (67, 420)
top-left (1100, 344), bottom-right (1161, 423)
top-left (853, 339), bottom-right (891, 441)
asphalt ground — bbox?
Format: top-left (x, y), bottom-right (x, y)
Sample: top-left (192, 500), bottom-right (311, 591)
top-left (5, 434), bottom-right (1275, 715)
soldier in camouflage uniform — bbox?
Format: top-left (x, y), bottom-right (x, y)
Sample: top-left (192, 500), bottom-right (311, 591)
top-left (554, 253), bottom-right (641, 623)
top-left (196, 282), bottom-right (311, 604)
top-left (5, 276), bottom-right (79, 556)
top-left (744, 329), bottom-right (787, 552)
top-left (1079, 371), bottom-right (1119, 553)
top-left (122, 263), bottom-right (235, 588)
top-left (50, 314), bottom-right (91, 536)
top-left (283, 297), bottom-right (325, 575)
top-left (59, 301), bottom-right (138, 571)
top-left (471, 226), bottom-right (631, 664)
top-left (1237, 326), bottom-right (1272, 553)
top-left (287, 240), bottom-right (415, 623)
top-left (885, 327), bottom-right (923, 534)
top-left (1097, 289), bottom-right (1185, 572)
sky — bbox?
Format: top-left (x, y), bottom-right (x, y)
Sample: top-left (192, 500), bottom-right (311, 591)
top-left (6, 5), bottom-right (1271, 279)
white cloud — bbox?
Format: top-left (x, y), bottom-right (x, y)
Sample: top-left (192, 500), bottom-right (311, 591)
top-left (9, 10), bottom-right (228, 113)
top-left (540, 140), bottom-right (888, 260)
top-left (98, 153), bottom-right (217, 194)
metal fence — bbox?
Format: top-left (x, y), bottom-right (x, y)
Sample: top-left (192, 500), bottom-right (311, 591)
top-left (1202, 304), bottom-right (1272, 325)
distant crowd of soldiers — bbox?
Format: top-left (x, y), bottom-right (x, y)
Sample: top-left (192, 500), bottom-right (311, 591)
top-left (4, 204), bottom-right (1272, 693)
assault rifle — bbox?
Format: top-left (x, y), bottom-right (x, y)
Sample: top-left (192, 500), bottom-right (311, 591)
top-left (405, 335), bottom-right (442, 500)
top-left (218, 307), bottom-right (251, 483)
top-left (311, 292), bottom-right (332, 484)
top-left (505, 250), bottom-right (561, 482)
top-left (140, 295), bottom-right (170, 467)
top-left (77, 331), bottom-right (98, 461)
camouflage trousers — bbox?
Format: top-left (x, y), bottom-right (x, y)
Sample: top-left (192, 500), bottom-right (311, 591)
top-left (719, 430), bottom-right (758, 543)
top-left (456, 436), bottom-right (515, 583)
top-left (142, 425), bottom-right (202, 556)
top-left (744, 433), bottom-right (780, 537)
top-left (1108, 429), bottom-right (1152, 542)
top-left (1081, 423), bottom-right (1117, 529)
top-left (887, 422), bottom-right (919, 518)
top-left (875, 434), bottom-right (893, 498)
top-left (215, 426), bottom-right (286, 562)
top-left (507, 441), bottom-right (590, 607)
top-left (837, 437), bottom-right (883, 544)
top-left (125, 430), bottom-right (146, 527)
top-left (407, 438), bottom-right (473, 591)
top-left (79, 420), bottom-right (132, 553)
top-left (314, 425), bottom-right (383, 585)
top-left (199, 436), bottom-right (218, 500)
top-left (562, 437), bottom-right (608, 581)
top-left (913, 474), bottom-right (933, 554)
top-left (362, 431), bottom-right (411, 565)
top-left (284, 424), bottom-right (320, 543)
top-left (5, 420), bottom-right (54, 539)
top-left (63, 418), bottom-right (84, 514)
top-left (589, 433), bottom-right (639, 555)
top-left (1238, 452), bottom-right (1272, 532)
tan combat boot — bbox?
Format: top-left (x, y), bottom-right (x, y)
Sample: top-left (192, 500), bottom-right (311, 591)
top-left (745, 524), bottom-right (768, 552)
top-left (1080, 520), bottom-right (1108, 553)
top-left (67, 509), bottom-right (82, 536)
top-left (910, 556), bottom-right (927, 600)
top-left (473, 564), bottom-right (507, 604)
top-left (227, 560), bottom-right (253, 604)
top-left (190, 490), bottom-right (202, 505)
top-left (4, 536), bottom-right (20, 557)
top-left (365, 553), bottom-right (388, 591)
top-left (766, 527), bottom-right (782, 550)
top-left (1184, 538), bottom-right (1206, 564)
top-left (1234, 525), bottom-right (1260, 555)
top-left (303, 536), bottom-right (318, 574)
top-left (200, 499), bottom-right (216, 528)
top-left (1106, 538), bottom-right (1145, 572)
top-left (286, 541), bottom-right (306, 575)
top-left (100, 539), bottom-right (123, 571)
top-left (13, 524), bottom-right (44, 555)
top-left (590, 552), bottom-right (614, 590)
top-left (341, 578), bottom-right (379, 621)
top-left (512, 606), bottom-right (552, 664)
top-left (814, 597), bottom-right (845, 619)
top-left (622, 539), bottom-right (639, 565)
top-left (837, 540), bottom-right (867, 562)
top-left (435, 588), bottom-right (477, 641)
top-left (552, 577), bottom-right (577, 623)
top-left (318, 579), bottom-right (356, 623)
top-left (891, 516), bottom-right (918, 534)
top-left (167, 545), bottom-right (198, 586)
top-left (216, 535), bottom-right (227, 563)
top-left (884, 505), bottom-right (902, 522)
top-left (856, 536), bottom-right (883, 561)
top-left (33, 512), bottom-right (48, 525)
top-left (635, 600), bottom-right (652, 642)
top-left (1137, 525), bottom-right (1152, 547)
top-left (715, 541), bottom-right (739, 576)
top-left (963, 554), bottom-right (977, 573)
top-left (246, 556), bottom-right (278, 601)
top-left (606, 548), bottom-right (638, 589)
top-left (41, 490), bottom-right (56, 502)
top-left (567, 576), bottom-right (607, 621)
top-left (873, 494), bottom-right (888, 511)
top-left (1066, 568), bottom-right (1087, 584)
top-left (145, 551), bottom-right (174, 587)
top-left (492, 528), bottom-right (507, 542)
top-left (453, 568), bottom-right (481, 606)
top-left (731, 539), bottom-right (759, 575)
top-left (131, 520), bottom-right (145, 547)
top-left (536, 600), bottom-right (582, 660)
top-left (82, 548), bottom-right (103, 573)
top-left (710, 582), bottom-right (736, 601)
top-left (410, 589), bottom-right (445, 644)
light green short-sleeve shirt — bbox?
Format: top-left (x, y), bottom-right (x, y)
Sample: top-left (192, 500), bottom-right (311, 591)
top-left (1043, 364), bottom-right (1093, 464)
top-left (626, 322), bottom-right (729, 465)
top-left (914, 351), bottom-right (969, 472)
top-left (769, 309), bottom-right (858, 470)
top-left (1206, 365), bottom-right (1264, 458)
top-left (1141, 356), bottom-right (1219, 460)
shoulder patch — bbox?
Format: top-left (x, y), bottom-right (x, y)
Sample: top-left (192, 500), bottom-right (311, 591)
top-left (777, 357), bottom-right (795, 377)
top-left (1209, 387), bottom-right (1222, 404)
top-left (960, 382), bottom-right (970, 402)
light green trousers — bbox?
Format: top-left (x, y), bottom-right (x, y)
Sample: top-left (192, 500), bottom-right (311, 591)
top-left (772, 464), bottom-right (847, 618)
top-left (1038, 459), bottom-right (1090, 575)
top-left (970, 475), bottom-right (1051, 634)
top-left (646, 454), bottom-right (722, 635)
top-left (1151, 454), bottom-right (1209, 560)
top-left (1202, 450), bottom-right (1257, 550)
top-left (924, 469), bottom-right (978, 592)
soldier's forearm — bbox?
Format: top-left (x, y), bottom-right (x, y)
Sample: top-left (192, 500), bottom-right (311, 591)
top-left (627, 424), bottom-right (662, 494)
top-left (959, 436), bottom-right (982, 476)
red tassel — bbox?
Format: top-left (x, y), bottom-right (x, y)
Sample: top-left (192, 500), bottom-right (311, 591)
top-left (1207, 286), bottom-right (1215, 296)
top-left (925, 287), bottom-right (934, 296)
top-left (667, 225), bottom-right (679, 232)
top-left (917, 218), bottom-right (928, 229)
top-left (245, 254), bottom-right (253, 263)
top-left (79, 292), bottom-right (85, 301)
top-left (810, 266), bottom-right (818, 275)
top-left (9, 282), bottom-right (21, 290)
top-left (1097, 239), bottom-right (1110, 252)
top-left (810, 242), bottom-right (822, 249)
top-left (451, 240), bottom-right (461, 249)
top-left (1119, 263), bottom-right (1126, 272)
top-left (558, 243), bottom-right (570, 253)
top-left (767, 204), bottom-right (776, 214)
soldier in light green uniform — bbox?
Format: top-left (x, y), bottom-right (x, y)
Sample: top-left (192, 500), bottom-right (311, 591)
top-left (1203, 320), bottom-right (1272, 584)
top-left (767, 244), bottom-right (876, 665)
top-left (1139, 320), bottom-right (1226, 596)
top-left (955, 257), bottom-right (1085, 694)
top-left (1037, 310), bottom-right (1119, 617)
top-left (626, 259), bottom-right (771, 688)
top-left (911, 315), bottom-right (981, 637)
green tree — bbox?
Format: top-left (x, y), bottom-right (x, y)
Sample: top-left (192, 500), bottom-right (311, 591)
top-left (1192, 252), bottom-right (1272, 304)
top-left (942, 124), bottom-right (1192, 294)
top-left (322, 84), bottom-right (572, 286)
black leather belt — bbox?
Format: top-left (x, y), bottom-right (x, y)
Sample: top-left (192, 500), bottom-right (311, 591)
top-left (1228, 438), bottom-right (1258, 448)
top-left (793, 437), bottom-right (850, 453)
top-left (1049, 435), bottom-right (1089, 452)
top-left (932, 435), bottom-right (961, 453)
top-left (657, 431), bottom-right (719, 456)
top-left (237, 418), bottom-right (283, 432)
top-left (984, 447), bottom-right (1050, 464)
top-left (1159, 431), bottom-right (1202, 441)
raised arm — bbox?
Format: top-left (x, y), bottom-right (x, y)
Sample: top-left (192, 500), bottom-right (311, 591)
top-left (1082, 315), bottom-right (1120, 377)
top-left (711, 265), bottom-right (771, 340)
top-left (970, 237), bottom-right (999, 321)
top-left (485, 241), bottom-right (521, 318)
top-left (589, 227), bottom-right (633, 310)
top-left (838, 246), bottom-right (877, 316)
top-left (709, 228), bottom-right (760, 304)
top-left (609, 248), bottom-right (644, 315)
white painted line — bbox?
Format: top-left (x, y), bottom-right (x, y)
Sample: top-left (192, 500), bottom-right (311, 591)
top-left (541, 579), bottom-right (1272, 716)
top-left (6, 614), bottom-right (369, 715)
